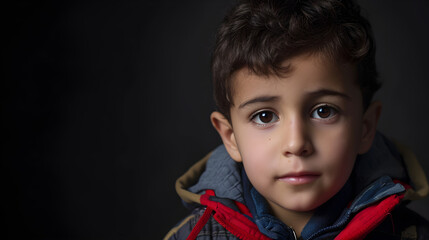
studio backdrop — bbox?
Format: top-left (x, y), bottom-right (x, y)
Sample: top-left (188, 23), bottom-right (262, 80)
top-left (3, 0), bottom-right (429, 239)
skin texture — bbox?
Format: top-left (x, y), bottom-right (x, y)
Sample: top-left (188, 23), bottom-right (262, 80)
top-left (211, 53), bottom-right (381, 236)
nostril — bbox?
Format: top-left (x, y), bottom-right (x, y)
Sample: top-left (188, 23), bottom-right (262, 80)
top-left (283, 133), bottom-right (313, 157)
top-left (284, 151), bottom-right (293, 157)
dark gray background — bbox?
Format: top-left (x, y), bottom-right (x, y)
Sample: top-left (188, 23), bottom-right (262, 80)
top-left (3, 0), bottom-right (428, 239)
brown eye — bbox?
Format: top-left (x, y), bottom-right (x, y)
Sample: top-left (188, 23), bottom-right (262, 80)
top-left (259, 111), bottom-right (273, 123)
top-left (311, 105), bottom-right (337, 119)
top-left (252, 111), bottom-right (279, 125)
top-left (317, 107), bottom-right (331, 118)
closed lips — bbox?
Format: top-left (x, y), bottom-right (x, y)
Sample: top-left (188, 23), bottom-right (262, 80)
top-left (277, 172), bottom-right (321, 185)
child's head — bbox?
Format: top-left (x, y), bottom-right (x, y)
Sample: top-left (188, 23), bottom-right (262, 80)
top-left (210, 0), bottom-right (383, 227)
top-left (212, 0), bottom-right (380, 121)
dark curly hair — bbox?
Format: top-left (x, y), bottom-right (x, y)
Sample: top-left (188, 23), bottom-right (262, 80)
top-left (212, 0), bottom-right (380, 121)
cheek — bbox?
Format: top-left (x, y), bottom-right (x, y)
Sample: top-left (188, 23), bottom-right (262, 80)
top-left (317, 127), bottom-right (359, 182)
top-left (236, 126), bottom-right (275, 158)
top-left (240, 142), bottom-right (271, 171)
top-left (235, 128), bottom-right (277, 179)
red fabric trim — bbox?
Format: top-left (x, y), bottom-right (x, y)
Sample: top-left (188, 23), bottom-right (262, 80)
top-left (197, 190), bottom-right (270, 240)
top-left (334, 182), bottom-right (408, 240)
top-left (235, 201), bottom-right (253, 218)
top-left (186, 190), bottom-right (215, 240)
top-left (186, 207), bottom-right (214, 240)
top-left (212, 207), bottom-right (270, 240)
top-left (191, 182), bottom-right (410, 240)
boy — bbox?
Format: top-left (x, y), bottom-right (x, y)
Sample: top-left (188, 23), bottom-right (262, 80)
top-left (165, 0), bottom-right (429, 239)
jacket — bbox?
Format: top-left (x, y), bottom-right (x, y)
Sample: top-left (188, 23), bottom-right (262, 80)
top-left (165, 133), bottom-right (429, 240)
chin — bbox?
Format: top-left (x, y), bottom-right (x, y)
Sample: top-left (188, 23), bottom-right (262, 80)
top-left (293, 204), bottom-right (319, 212)
top-left (285, 199), bottom-right (322, 212)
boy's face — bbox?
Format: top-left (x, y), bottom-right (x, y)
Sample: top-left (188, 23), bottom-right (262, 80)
top-left (213, 54), bottom-right (379, 216)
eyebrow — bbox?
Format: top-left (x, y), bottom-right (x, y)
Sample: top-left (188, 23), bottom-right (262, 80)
top-left (237, 89), bottom-right (350, 109)
top-left (307, 89), bottom-right (351, 100)
top-left (238, 96), bottom-right (280, 109)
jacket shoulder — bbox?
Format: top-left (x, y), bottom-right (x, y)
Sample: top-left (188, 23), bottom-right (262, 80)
top-left (393, 205), bottom-right (429, 240)
top-left (164, 207), bottom-right (240, 240)
top-left (365, 204), bottom-right (429, 240)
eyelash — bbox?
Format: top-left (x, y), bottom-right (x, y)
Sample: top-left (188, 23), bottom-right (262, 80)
top-left (310, 104), bottom-right (339, 121)
top-left (249, 104), bottom-right (339, 127)
top-left (250, 110), bottom-right (279, 127)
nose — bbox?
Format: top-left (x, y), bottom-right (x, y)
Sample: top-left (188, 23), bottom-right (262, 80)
top-left (283, 116), bottom-right (313, 157)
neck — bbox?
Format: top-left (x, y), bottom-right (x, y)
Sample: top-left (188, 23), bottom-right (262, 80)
top-left (268, 202), bottom-right (313, 238)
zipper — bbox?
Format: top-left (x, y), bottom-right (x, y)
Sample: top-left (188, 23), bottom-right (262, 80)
top-left (290, 227), bottom-right (298, 240)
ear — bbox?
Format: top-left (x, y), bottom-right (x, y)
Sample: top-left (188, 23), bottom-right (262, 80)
top-left (358, 101), bottom-right (382, 154)
top-left (210, 111), bottom-right (242, 162)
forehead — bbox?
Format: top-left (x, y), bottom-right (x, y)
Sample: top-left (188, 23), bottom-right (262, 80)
top-left (230, 54), bottom-right (359, 105)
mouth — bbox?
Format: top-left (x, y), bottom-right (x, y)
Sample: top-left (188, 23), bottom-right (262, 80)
top-left (277, 172), bottom-right (321, 185)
